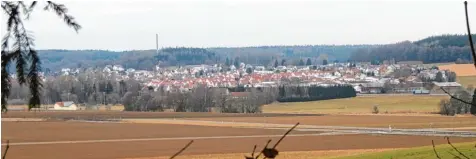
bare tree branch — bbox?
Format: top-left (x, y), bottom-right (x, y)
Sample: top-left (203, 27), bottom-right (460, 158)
top-left (273, 122), bottom-right (300, 149)
top-left (2, 140), bottom-right (9, 159)
top-left (254, 122), bottom-right (300, 159)
top-left (447, 151), bottom-right (463, 159)
top-left (254, 139), bottom-right (272, 159)
top-left (440, 87), bottom-right (475, 106)
top-left (169, 140), bottom-right (194, 159)
top-left (245, 145), bottom-right (257, 159)
top-left (445, 137), bottom-right (470, 159)
top-left (432, 140), bottom-right (441, 159)
top-left (464, 1), bottom-right (476, 68)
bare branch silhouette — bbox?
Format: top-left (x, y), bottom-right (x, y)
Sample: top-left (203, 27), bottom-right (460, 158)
top-left (169, 140), bottom-right (194, 159)
top-left (437, 1), bottom-right (476, 113)
top-left (447, 151), bottom-right (463, 159)
top-left (2, 140), bottom-right (9, 159)
top-left (253, 122), bottom-right (300, 159)
top-left (464, 1), bottom-right (476, 67)
top-left (245, 145), bottom-right (258, 159)
top-left (445, 137), bottom-right (470, 159)
top-left (440, 87), bottom-right (474, 106)
top-left (432, 140), bottom-right (441, 159)
top-left (255, 139), bottom-right (272, 159)
top-left (273, 122), bottom-right (299, 149)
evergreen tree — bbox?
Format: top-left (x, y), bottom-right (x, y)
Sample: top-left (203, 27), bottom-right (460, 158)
top-left (322, 59), bottom-right (328, 65)
top-left (436, 72), bottom-right (444, 82)
top-left (246, 67), bottom-right (253, 74)
top-left (281, 59), bottom-right (286, 66)
top-left (1, 1), bottom-right (81, 111)
top-left (306, 58), bottom-right (312, 66)
top-left (471, 89), bottom-right (476, 115)
top-left (298, 59), bottom-right (305, 66)
top-left (225, 57), bottom-right (230, 66)
top-left (233, 57), bottom-right (240, 68)
top-left (106, 81), bottom-right (114, 94)
top-left (274, 59), bottom-right (279, 68)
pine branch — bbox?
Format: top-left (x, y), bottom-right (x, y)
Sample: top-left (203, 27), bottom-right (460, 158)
top-left (1, 53), bottom-right (12, 113)
top-left (44, 1), bottom-right (81, 32)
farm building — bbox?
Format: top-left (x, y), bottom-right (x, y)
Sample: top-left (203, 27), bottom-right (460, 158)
top-left (431, 82), bottom-right (462, 94)
top-left (53, 101), bottom-right (78, 110)
top-left (359, 82), bottom-right (384, 94)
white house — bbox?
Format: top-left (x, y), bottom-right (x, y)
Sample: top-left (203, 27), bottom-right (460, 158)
top-left (53, 101), bottom-right (78, 110)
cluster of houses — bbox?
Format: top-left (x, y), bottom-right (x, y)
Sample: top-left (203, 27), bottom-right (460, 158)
top-left (57, 62), bottom-right (464, 95)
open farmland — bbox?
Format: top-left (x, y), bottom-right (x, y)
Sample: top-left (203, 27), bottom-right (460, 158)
top-left (457, 76), bottom-right (476, 88)
top-left (2, 120), bottom-right (476, 159)
top-left (439, 64), bottom-right (476, 76)
top-left (187, 115), bottom-right (476, 129)
top-left (335, 142), bottom-right (476, 159)
top-left (262, 95), bottom-right (449, 114)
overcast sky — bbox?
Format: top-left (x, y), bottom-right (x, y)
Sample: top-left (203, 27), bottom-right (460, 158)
top-left (2, 0), bottom-right (475, 51)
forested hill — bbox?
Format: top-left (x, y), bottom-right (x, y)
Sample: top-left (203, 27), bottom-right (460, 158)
top-left (349, 34), bottom-right (476, 63)
top-left (36, 34), bottom-right (475, 72)
top-left (36, 45), bottom-right (371, 72)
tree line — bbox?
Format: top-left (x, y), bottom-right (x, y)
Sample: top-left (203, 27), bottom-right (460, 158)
top-left (277, 85), bottom-right (357, 102)
top-left (8, 71), bottom-right (357, 112)
top-left (439, 88), bottom-right (476, 116)
top-left (350, 34), bottom-right (476, 63)
top-left (33, 44), bottom-right (371, 72)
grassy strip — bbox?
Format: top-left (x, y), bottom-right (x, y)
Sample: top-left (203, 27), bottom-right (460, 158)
top-left (332, 142), bottom-right (476, 159)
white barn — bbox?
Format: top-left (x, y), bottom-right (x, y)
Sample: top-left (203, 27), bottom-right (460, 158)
top-left (53, 101), bottom-right (78, 110)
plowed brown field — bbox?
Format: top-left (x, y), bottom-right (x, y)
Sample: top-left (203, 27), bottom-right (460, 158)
top-left (2, 121), bottom-right (476, 159)
top-left (439, 64), bottom-right (476, 76)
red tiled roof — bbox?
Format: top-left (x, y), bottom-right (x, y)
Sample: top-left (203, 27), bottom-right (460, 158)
top-left (230, 92), bottom-right (249, 97)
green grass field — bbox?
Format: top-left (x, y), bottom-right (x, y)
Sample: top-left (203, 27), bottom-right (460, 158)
top-left (333, 142), bottom-right (476, 159)
top-left (263, 95), bottom-right (450, 114)
top-left (457, 76), bottom-right (476, 88)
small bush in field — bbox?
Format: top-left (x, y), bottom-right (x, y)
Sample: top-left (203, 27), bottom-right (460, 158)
top-left (372, 105), bottom-right (379, 114)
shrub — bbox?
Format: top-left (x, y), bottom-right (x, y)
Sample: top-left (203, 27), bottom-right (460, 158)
top-left (372, 105), bottom-right (379, 114)
top-left (439, 99), bottom-right (455, 116)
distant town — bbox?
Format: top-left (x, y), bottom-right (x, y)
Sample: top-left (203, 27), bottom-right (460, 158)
top-left (52, 60), bottom-right (460, 95)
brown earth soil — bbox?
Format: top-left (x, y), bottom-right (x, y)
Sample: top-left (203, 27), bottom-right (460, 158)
top-left (2, 134), bottom-right (475, 159)
top-left (1, 111), bottom-right (320, 119)
top-left (189, 115), bottom-right (476, 129)
top-left (2, 121), bottom-right (476, 159)
top-left (4, 112), bottom-right (476, 129)
top-left (439, 64), bottom-right (476, 76)
top-left (1, 121), bottom-right (310, 143)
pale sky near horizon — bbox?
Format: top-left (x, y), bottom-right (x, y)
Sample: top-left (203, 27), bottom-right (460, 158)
top-left (2, 0), bottom-right (475, 51)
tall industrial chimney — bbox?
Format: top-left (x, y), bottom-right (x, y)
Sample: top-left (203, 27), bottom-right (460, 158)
top-left (156, 33), bottom-right (159, 55)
